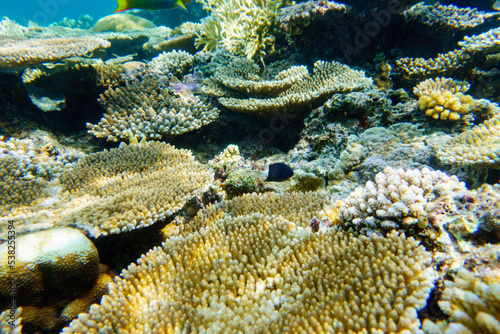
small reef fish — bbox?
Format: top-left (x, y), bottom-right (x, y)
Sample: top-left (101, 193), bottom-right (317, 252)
top-left (115, 0), bottom-right (191, 12)
top-left (260, 163), bottom-right (294, 182)
top-left (169, 73), bottom-right (202, 99)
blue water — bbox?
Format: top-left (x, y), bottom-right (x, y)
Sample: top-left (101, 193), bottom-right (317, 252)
top-left (1, 0), bottom-right (115, 26)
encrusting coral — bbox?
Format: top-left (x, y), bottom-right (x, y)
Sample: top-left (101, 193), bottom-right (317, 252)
top-left (0, 36), bottom-right (111, 67)
top-left (2, 142), bottom-right (213, 238)
top-left (204, 58), bottom-right (372, 116)
top-left (413, 77), bottom-right (476, 121)
top-left (336, 166), bottom-right (466, 230)
top-left (422, 267), bottom-right (500, 334)
top-left (63, 191), bottom-right (435, 333)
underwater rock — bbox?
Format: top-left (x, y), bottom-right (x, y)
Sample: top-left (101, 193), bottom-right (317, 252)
top-left (91, 13), bottom-right (156, 32)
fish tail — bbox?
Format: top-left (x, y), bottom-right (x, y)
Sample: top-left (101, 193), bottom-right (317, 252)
top-left (175, 0), bottom-right (188, 11)
top-left (114, 0), bottom-right (131, 12)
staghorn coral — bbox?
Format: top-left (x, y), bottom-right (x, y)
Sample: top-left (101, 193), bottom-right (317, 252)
top-left (63, 205), bottom-right (435, 333)
top-left (195, 0), bottom-right (290, 62)
top-left (435, 105), bottom-right (500, 169)
top-left (422, 267), bottom-right (500, 334)
top-left (208, 144), bottom-right (243, 172)
top-left (337, 166), bottom-right (466, 230)
top-left (0, 308), bottom-right (22, 334)
top-left (0, 36), bottom-right (111, 67)
top-left (395, 27), bottom-right (500, 80)
top-left (2, 142), bottom-right (213, 238)
top-left (0, 18), bottom-right (27, 38)
top-left (88, 57), bottom-right (219, 142)
top-left (207, 59), bottom-right (372, 117)
top-left (414, 77), bottom-right (476, 121)
top-left (402, 2), bottom-right (499, 30)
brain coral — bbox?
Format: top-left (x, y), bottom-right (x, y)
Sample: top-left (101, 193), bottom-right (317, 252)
top-left (2, 142), bottom-right (213, 238)
top-left (64, 210), bottom-right (435, 333)
top-left (413, 77), bottom-right (476, 121)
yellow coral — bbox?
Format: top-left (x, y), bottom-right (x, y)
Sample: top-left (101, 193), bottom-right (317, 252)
top-left (414, 77), bottom-right (475, 121)
top-left (2, 142), bottom-right (213, 238)
top-left (63, 210), bottom-right (435, 333)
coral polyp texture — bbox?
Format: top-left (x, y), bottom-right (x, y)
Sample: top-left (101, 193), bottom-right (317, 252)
top-left (402, 3), bottom-right (498, 30)
top-left (413, 77), bottom-right (475, 121)
top-left (2, 142), bottom-right (213, 238)
top-left (422, 267), bottom-right (500, 334)
top-left (337, 167), bottom-right (466, 230)
top-left (0, 36), bottom-right (111, 67)
top-left (63, 211), bottom-right (435, 333)
top-left (205, 58), bottom-right (372, 116)
top-left (195, 0), bottom-right (289, 62)
top-left (88, 52), bottom-right (219, 142)
top-left (277, 0), bottom-right (350, 25)
top-left (435, 108), bottom-right (500, 168)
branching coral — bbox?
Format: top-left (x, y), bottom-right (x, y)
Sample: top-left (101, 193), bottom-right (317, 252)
top-left (204, 58), bottom-right (372, 116)
top-left (2, 142), bottom-right (213, 238)
top-left (277, 0), bottom-right (350, 26)
top-left (337, 166), bottom-right (466, 230)
top-left (0, 36), bottom-right (111, 67)
top-left (423, 267), bottom-right (500, 334)
top-left (414, 77), bottom-right (476, 121)
top-left (395, 27), bottom-right (500, 80)
top-left (402, 2), bottom-right (499, 30)
top-left (195, 0), bottom-right (291, 62)
top-left (63, 198), bottom-right (435, 333)
top-left (147, 50), bottom-right (193, 76)
top-left (435, 103), bottom-right (500, 168)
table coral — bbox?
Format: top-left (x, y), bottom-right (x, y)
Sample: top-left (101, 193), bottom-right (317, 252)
top-left (2, 142), bottom-right (213, 238)
top-left (0, 36), bottom-right (111, 67)
top-left (63, 207), bottom-right (435, 333)
top-left (88, 52), bottom-right (219, 142)
top-left (402, 3), bottom-right (499, 30)
top-left (413, 77), bottom-right (475, 121)
top-left (205, 58), bottom-right (372, 117)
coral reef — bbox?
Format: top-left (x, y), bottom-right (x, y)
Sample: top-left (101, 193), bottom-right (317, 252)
top-left (337, 166), bottom-right (466, 230)
top-left (205, 58), bottom-right (372, 116)
top-left (277, 0), bottom-right (350, 26)
top-left (414, 77), bottom-right (476, 121)
top-left (88, 51), bottom-right (219, 142)
top-left (402, 3), bottom-right (499, 30)
top-left (435, 102), bottom-right (500, 169)
top-left (0, 37), bottom-right (111, 67)
top-left (395, 27), bottom-right (500, 80)
top-left (195, 0), bottom-right (291, 62)
top-left (2, 142), bottom-right (213, 238)
top-left (0, 132), bottom-right (84, 206)
top-left (63, 190), bottom-right (435, 332)
top-left (423, 267), bottom-right (500, 334)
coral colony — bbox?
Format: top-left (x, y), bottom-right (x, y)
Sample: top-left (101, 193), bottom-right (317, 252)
top-left (0, 0), bottom-right (500, 333)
